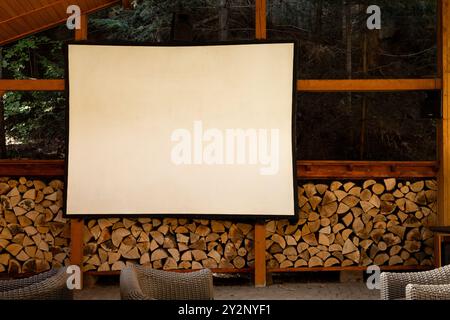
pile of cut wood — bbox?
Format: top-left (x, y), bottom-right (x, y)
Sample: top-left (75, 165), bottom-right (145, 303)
top-left (0, 178), bottom-right (70, 273)
top-left (266, 179), bottom-right (436, 268)
top-left (83, 218), bottom-right (254, 271)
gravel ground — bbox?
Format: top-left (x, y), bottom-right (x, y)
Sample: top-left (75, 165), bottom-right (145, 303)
top-left (74, 273), bottom-right (380, 300)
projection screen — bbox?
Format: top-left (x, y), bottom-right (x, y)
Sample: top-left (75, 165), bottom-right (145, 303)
top-left (65, 41), bottom-right (297, 217)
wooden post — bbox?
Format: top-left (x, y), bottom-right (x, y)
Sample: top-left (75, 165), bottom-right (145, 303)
top-left (0, 46), bottom-right (5, 158)
top-left (70, 13), bottom-right (88, 287)
top-left (434, 234), bottom-right (443, 267)
top-left (254, 223), bottom-right (266, 287)
top-left (254, 0), bottom-right (267, 288)
top-left (438, 0), bottom-right (450, 226)
top-left (255, 0), bottom-right (266, 40)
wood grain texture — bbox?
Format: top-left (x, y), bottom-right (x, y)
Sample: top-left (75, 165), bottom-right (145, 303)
top-left (253, 0), bottom-right (267, 288)
top-left (268, 265), bottom-right (433, 273)
top-left (69, 12), bottom-right (88, 289)
top-left (0, 80), bottom-right (64, 91)
top-left (438, 0), bottom-right (450, 226)
top-left (254, 222), bottom-right (267, 287)
top-left (0, 160), bottom-right (64, 176)
top-left (297, 161), bottom-right (438, 179)
top-left (0, 160), bottom-right (437, 178)
top-left (297, 79), bottom-right (441, 92)
top-left (0, 0), bottom-right (119, 46)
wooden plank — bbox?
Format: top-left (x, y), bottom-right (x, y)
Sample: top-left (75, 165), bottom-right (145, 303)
top-left (70, 218), bottom-right (84, 284)
top-left (438, 0), bottom-right (450, 226)
top-left (255, 0), bottom-right (266, 40)
top-left (87, 268), bottom-right (253, 276)
top-left (254, 222), bottom-right (267, 287)
top-left (0, 79), bottom-right (65, 91)
top-left (297, 161), bottom-right (438, 179)
top-left (3, 78), bottom-right (438, 93)
top-left (0, 160), bottom-right (64, 176)
top-left (268, 265), bottom-right (433, 273)
top-left (0, 159), bottom-right (437, 178)
top-left (0, 0), bottom-right (120, 46)
top-left (253, 0), bottom-right (267, 288)
top-left (75, 12), bottom-right (88, 41)
top-left (70, 13), bottom-right (88, 290)
top-left (298, 79), bottom-right (442, 92)
top-left (434, 234), bottom-right (443, 267)
top-left (0, 0), bottom-right (71, 26)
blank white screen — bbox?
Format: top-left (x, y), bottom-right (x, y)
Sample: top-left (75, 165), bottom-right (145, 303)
top-left (66, 43), bottom-right (295, 216)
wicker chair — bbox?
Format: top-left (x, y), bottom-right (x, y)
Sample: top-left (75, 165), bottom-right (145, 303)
top-left (406, 283), bottom-right (450, 300)
top-left (380, 264), bottom-right (450, 300)
top-left (120, 266), bottom-right (214, 300)
top-left (0, 267), bottom-right (73, 300)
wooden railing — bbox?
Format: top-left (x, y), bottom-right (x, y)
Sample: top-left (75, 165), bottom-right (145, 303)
top-left (0, 159), bottom-right (438, 179)
top-left (297, 160), bottom-right (439, 179)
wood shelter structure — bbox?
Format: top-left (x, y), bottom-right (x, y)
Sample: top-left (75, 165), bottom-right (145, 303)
top-left (0, 0), bottom-right (448, 287)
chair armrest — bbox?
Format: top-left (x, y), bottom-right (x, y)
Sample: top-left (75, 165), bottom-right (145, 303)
top-left (406, 283), bottom-right (450, 300)
top-left (120, 267), bottom-right (150, 300)
top-left (380, 265), bottom-right (450, 300)
top-left (0, 268), bottom-right (72, 300)
top-left (139, 267), bottom-right (214, 300)
top-left (0, 268), bottom-right (58, 292)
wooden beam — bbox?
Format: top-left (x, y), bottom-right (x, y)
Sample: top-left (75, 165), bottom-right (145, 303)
top-left (87, 268), bottom-right (253, 276)
top-left (434, 234), bottom-right (443, 267)
top-left (75, 14), bottom-right (88, 41)
top-left (0, 79), bottom-right (64, 91)
top-left (70, 13), bottom-right (88, 289)
top-left (70, 219), bottom-right (84, 283)
top-left (0, 159), bottom-right (438, 179)
top-left (0, 1), bottom-right (120, 47)
top-left (254, 222), bottom-right (267, 287)
top-left (297, 161), bottom-right (439, 179)
top-left (254, 0), bottom-right (267, 288)
top-left (268, 265), bottom-right (433, 273)
top-left (0, 160), bottom-right (64, 176)
top-left (255, 0), bottom-right (266, 40)
top-left (0, 78), bottom-right (439, 93)
top-left (297, 79), bottom-right (442, 92)
top-left (438, 0), bottom-right (450, 226)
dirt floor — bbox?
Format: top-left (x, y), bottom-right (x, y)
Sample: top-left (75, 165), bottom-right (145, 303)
top-left (74, 272), bottom-right (380, 300)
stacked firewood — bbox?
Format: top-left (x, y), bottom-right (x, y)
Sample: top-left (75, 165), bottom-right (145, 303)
top-left (83, 218), bottom-right (255, 271)
top-left (0, 178), bottom-right (70, 274)
top-left (266, 179), bottom-right (436, 268)
top-left (0, 176), bottom-right (437, 274)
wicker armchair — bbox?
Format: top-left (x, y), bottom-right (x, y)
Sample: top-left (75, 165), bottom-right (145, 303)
top-left (406, 283), bottom-right (450, 300)
top-left (0, 267), bottom-right (73, 300)
top-left (120, 266), bottom-right (214, 300)
top-left (380, 264), bottom-right (450, 300)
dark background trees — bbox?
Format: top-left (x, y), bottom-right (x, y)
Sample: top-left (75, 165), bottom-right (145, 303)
top-left (0, 0), bottom-right (438, 160)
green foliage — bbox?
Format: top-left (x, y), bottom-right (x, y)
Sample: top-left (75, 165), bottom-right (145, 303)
top-left (2, 35), bottom-right (66, 158)
top-left (0, 0), bottom-right (440, 160)
top-left (2, 90), bottom-right (65, 159)
top-left (2, 36), bottom-right (64, 79)
top-left (90, 0), bottom-right (196, 41)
